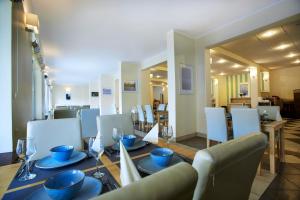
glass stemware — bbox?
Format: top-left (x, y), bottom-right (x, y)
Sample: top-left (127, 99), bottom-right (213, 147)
top-left (162, 126), bottom-right (173, 147)
top-left (16, 138), bottom-right (37, 181)
top-left (88, 137), bottom-right (105, 178)
top-left (112, 128), bottom-right (124, 157)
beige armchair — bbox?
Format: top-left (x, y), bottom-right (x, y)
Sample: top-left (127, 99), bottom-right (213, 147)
top-left (94, 162), bottom-right (198, 200)
top-left (192, 133), bottom-right (267, 200)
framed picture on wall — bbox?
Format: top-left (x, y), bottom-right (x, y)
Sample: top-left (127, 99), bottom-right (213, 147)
top-left (91, 92), bottom-right (99, 97)
top-left (102, 88), bottom-right (112, 95)
top-left (123, 80), bottom-right (138, 92)
top-left (180, 64), bottom-right (193, 94)
top-left (66, 93), bottom-right (71, 100)
top-left (239, 82), bottom-right (249, 97)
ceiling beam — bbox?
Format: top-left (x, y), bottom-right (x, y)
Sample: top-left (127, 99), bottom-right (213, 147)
top-left (213, 47), bottom-right (258, 67)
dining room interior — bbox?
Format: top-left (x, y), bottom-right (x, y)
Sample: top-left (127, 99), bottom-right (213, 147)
top-left (1, 0), bottom-right (300, 200)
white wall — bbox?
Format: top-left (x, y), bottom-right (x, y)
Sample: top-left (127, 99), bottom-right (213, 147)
top-left (270, 66), bottom-right (300, 100)
top-left (120, 62), bottom-right (140, 114)
top-left (53, 84), bottom-right (89, 106)
top-left (99, 74), bottom-right (116, 115)
top-left (0, 0), bottom-right (13, 153)
top-left (89, 79), bottom-right (100, 108)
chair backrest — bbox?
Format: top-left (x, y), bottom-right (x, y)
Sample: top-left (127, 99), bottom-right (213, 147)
top-left (80, 108), bottom-right (100, 138)
top-left (54, 109), bottom-right (78, 119)
top-left (192, 133), bottom-right (267, 200)
top-left (96, 162), bottom-right (198, 200)
top-left (144, 105), bottom-right (154, 123)
top-left (231, 108), bottom-right (260, 138)
top-left (157, 104), bottom-right (166, 111)
top-left (166, 104), bottom-right (168, 111)
top-left (204, 107), bottom-right (228, 142)
top-left (99, 114), bottom-right (134, 146)
top-left (136, 105), bottom-right (145, 122)
top-left (257, 106), bottom-right (282, 121)
top-left (27, 118), bottom-right (82, 160)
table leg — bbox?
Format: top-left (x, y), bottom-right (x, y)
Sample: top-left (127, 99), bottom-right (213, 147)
top-left (280, 127), bottom-right (285, 162)
top-left (157, 113), bottom-right (160, 131)
top-left (269, 129), bottom-right (276, 174)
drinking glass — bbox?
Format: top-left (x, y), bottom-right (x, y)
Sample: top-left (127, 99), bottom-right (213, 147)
top-left (16, 138), bottom-right (37, 181)
top-left (112, 128), bottom-right (124, 157)
top-left (88, 137), bottom-right (105, 178)
top-left (167, 126), bottom-right (173, 144)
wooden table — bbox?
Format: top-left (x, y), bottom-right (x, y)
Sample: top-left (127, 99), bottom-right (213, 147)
top-left (0, 139), bottom-right (197, 199)
top-left (156, 111), bottom-right (168, 128)
top-left (261, 120), bottom-right (287, 174)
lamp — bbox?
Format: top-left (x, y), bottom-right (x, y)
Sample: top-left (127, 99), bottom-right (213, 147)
top-left (25, 13), bottom-right (39, 34)
top-left (249, 67), bottom-right (257, 79)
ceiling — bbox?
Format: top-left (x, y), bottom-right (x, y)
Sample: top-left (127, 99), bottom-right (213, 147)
top-left (28, 0), bottom-right (284, 84)
top-left (221, 18), bottom-right (300, 70)
top-left (210, 54), bottom-right (248, 76)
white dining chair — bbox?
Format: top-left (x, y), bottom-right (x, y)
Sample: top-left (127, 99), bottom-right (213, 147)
top-left (145, 105), bottom-right (155, 131)
top-left (257, 106), bottom-right (282, 121)
top-left (231, 108), bottom-right (261, 139)
top-left (205, 107), bottom-right (228, 147)
top-left (27, 118), bottom-right (82, 160)
top-left (136, 105), bottom-right (145, 130)
top-left (157, 104), bottom-right (166, 111)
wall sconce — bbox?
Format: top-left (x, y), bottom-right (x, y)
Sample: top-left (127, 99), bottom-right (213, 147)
top-left (65, 88), bottom-right (71, 100)
top-left (249, 67), bottom-right (257, 79)
top-left (25, 13), bottom-right (40, 34)
top-left (262, 72), bottom-right (269, 81)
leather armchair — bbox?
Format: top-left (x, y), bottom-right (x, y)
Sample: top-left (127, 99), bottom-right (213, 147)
top-left (192, 133), bottom-right (267, 200)
top-left (95, 162), bottom-right (198, 200)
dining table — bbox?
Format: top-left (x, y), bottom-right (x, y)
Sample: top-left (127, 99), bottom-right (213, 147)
top-left (0, 138), bottom-right (197, 200)
top-left (261, 120), bottom-right (287, 175)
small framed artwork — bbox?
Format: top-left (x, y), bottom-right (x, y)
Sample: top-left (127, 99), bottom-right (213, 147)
top-left (123, 80), bottom-right (138, 92)
top-left (102, 88), bottom-right (112, 95)
top-left (91, 92), bottom-right (99, 97)
top-left (66, 93), bottom-right (71, 100)
top-left (239, 82), bottom-right (249, 97)
top-left (180, 64), bottom-right (193, 94)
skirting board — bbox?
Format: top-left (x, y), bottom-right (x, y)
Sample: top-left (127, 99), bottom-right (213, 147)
top-left (176, 132), bottom-right (206, 142)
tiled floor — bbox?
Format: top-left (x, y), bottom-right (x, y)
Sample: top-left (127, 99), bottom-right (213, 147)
top-left (178, 118), bottom-right (300, 200)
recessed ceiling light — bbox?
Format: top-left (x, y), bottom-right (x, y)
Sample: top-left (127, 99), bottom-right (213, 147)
top-left (260, 30), bottom-right (278, 38)
top-left (274, 43), bottom-right (291, 50)
top-left (217, 59), bottom-right (227, 64)
top-left (219, 72), bottom-right (226, 76)
top-left (293, 59), bottom-right (300, 64)
top-left (232, 64), bottom-right (241, 68)
top-left (286, 53), bottom-right (297, 58)
top-left (156, 75), bottom-right (160, 78)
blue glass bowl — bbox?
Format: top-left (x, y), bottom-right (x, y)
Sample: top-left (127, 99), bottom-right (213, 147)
top-left (50, 145), bottom-right (74, 161)
top-left (150, 148), bottom-right (174, 167)
top-left (44, 170), bottom-right (85, 200)
top-left (121, 135), bottom-right (136, 147)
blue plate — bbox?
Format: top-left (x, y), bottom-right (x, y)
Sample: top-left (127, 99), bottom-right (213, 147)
top-left (112, 140), bottom-right (147, 151)
top-left (35, 151), bottom-right (87, 169)
top-left (137, 154), bottom-right (183, 174)
top-left (25, 176), bottom-right (102, 200)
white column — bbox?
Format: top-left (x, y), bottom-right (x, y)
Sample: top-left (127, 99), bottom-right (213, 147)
top-left (0, 0), bottom-right (13, 153)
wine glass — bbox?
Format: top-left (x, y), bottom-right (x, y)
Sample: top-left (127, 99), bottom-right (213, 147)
top-left (167, 126), bottom-right (173, 144)
top-left (162, 126), bottom-right (173, 147)
top-left (112, 128), bottom-right (123, 156)
top-left (17, 138), bottom-right (37, 181)
top-left (88, 137), bottom-right (105, 178)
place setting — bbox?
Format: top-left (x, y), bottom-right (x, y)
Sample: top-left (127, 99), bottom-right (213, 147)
top-left (3, 136), bottom-right (119, 200)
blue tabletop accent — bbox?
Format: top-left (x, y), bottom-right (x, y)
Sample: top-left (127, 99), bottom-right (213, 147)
top-left (35, 151), bottom-right (87, 169)
top-left (137, 155), bottom-right (184, 175)
top-left (25, 176), bottom-right (102, 200)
